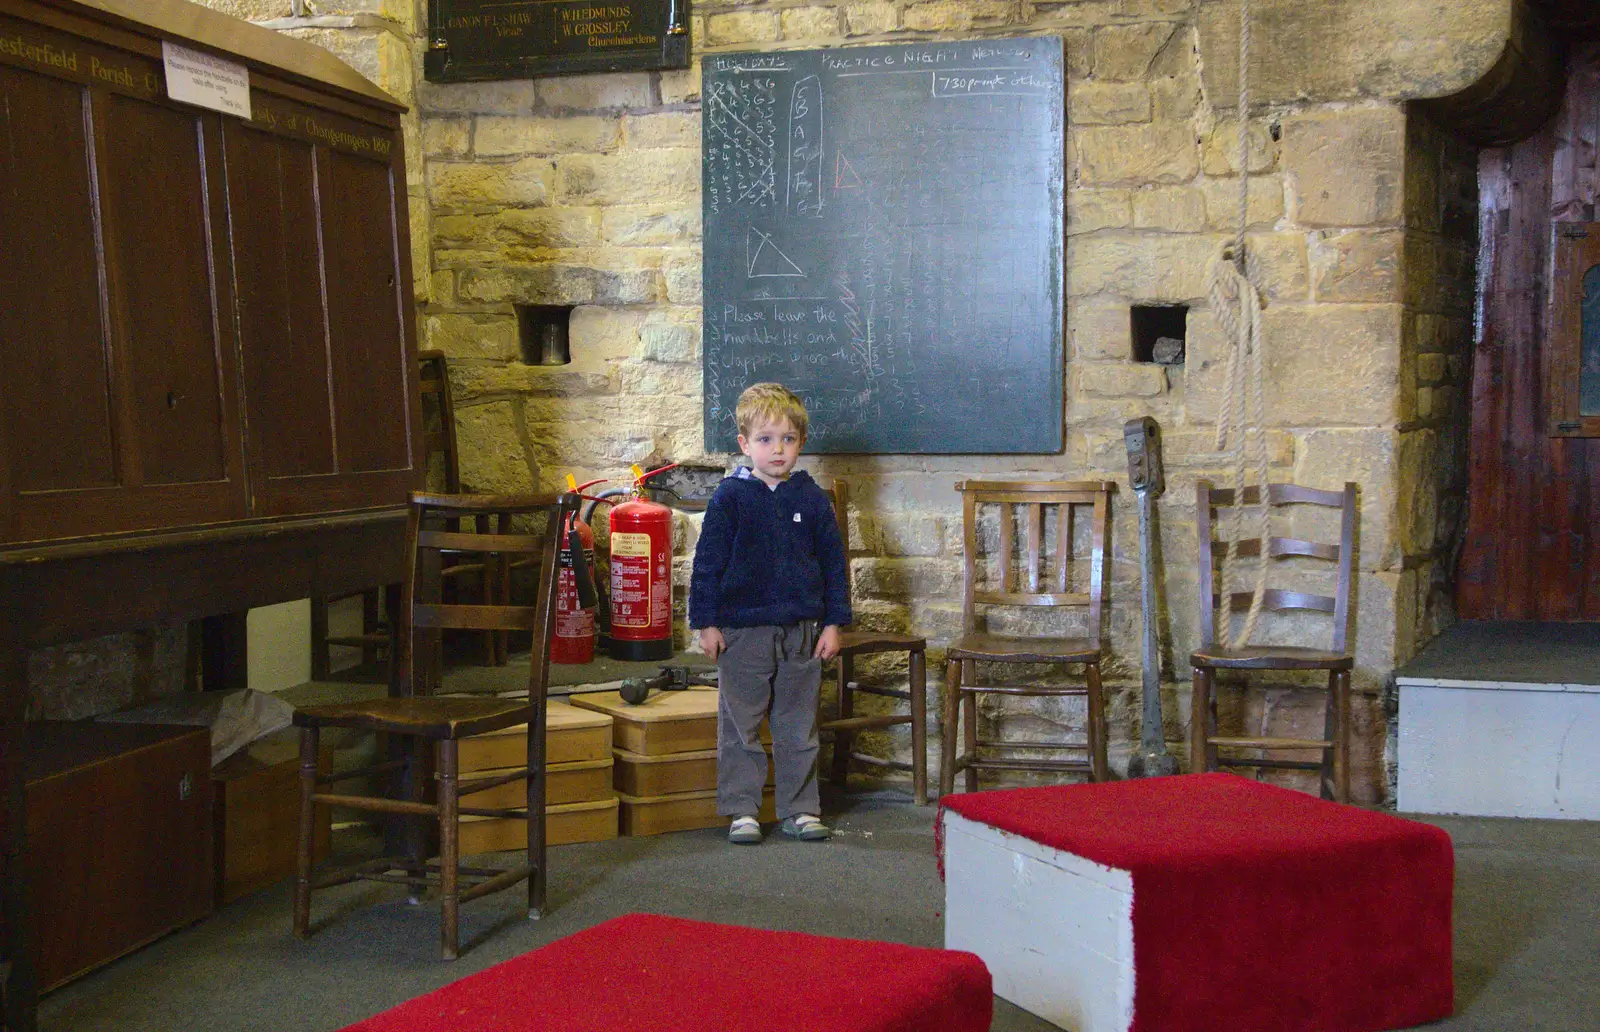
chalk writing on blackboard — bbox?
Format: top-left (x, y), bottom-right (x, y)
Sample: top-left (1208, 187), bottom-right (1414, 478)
top-left (702, 38), bottom-right (1064, 454)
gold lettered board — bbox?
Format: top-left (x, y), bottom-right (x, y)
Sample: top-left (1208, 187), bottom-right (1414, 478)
top-left (569, 689), bottom-right (768, 756)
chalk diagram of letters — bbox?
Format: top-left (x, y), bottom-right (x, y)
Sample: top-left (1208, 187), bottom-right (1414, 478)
top-left (747, 227), bottom-right (806, 278)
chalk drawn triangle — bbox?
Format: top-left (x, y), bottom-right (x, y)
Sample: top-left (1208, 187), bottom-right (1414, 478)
top-left (747, 227), bottom-right (805, 278)
top-left (834, 151), bottom-right (863, 190)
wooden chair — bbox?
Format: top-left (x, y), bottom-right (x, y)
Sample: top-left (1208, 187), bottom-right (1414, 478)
top-left (940, 481), bottom-right (1113, 796)
top-left (816, 478), bottom-right (930, 806)
top-left (293, 491), bottom-right (580, 960)
top-left (311, 351), bottom-right (502, 685)
top-left (1190, 481), bottom-right (1357, 803)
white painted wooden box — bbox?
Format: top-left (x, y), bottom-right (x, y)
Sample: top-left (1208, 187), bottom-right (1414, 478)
top-left (942, 810), bottom-right (1134, 1032)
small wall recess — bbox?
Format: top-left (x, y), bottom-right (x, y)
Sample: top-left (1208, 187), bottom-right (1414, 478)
top-left (517, 304), bottom-right (574, 365)
top-left (1131, 304), bottom-right (1188, 365)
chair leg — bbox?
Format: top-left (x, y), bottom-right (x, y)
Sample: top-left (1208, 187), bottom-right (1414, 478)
top-left (909, 649), bottom-right (928, 806)
top-left (526, 694), bottom-right (548, 921)
top-left (438, 740), bottom-right (460, 961)
top-left (939, 659), bottom-right (961, 798)
top-left (1332, 670), bottom-right (1352, 803)
top-left (310, 600), bottom-right (331, 681)
top-left (402, 736), bottom-right (428, 905)
top-left (1190, 666), bottom-right (1212, 775)
top-left (831, 653), bottom-right (854, 787)
top-left (293, 725), bottom-right (320, 938)
top-left (961, 660), bottom-right (978, 794)
top-left (1085, 661), bottom-right (1108, 783)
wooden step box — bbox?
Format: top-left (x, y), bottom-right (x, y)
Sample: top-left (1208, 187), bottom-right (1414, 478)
top-left (212, 729), bottom-right (331, 905)
top-left (569, 689), bottom-right (768, 756)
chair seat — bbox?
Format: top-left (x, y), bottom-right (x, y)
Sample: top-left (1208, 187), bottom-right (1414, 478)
top-left (1190, 645), bottom-right (1353, 671)
top-left (837, 629), bottom-right (927, 656)
top-left (293, 696), bottom-right (533, 739)
top-left (948, 632), bottom-right (1100, 664)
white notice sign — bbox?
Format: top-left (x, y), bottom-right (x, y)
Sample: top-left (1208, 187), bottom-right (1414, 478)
top-left (162, 42), bottom-right (251, 119)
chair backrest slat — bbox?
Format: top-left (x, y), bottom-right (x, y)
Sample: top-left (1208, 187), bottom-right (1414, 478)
top-left (955, 480), bottom-right (1114, 642)
top-left (417, 530), bottom-right (546, 554)
top-left (1196, 480), bottom-right (1358, 652)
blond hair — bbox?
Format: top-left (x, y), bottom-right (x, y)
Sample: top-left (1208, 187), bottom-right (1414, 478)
top-left (735, 382), bottom-right (809, 440)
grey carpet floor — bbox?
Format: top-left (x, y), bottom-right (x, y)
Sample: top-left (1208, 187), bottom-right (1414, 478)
top-left (37, 794), bottom-right (1599, 1032)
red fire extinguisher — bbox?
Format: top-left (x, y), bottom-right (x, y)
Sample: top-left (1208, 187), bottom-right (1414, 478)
top-left (552, 477), bottom-right (602, 664)
top-left (607, 463), bottom-right (678, 662)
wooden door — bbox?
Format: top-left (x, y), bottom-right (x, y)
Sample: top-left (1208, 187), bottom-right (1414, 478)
top-left (222, 96), bottom-right (418, 519)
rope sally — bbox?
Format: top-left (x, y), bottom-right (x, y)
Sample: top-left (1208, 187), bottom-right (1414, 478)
top-left (1204, 0), bottom-right (1271, 649)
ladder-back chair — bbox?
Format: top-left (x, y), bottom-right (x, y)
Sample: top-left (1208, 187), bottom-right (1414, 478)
top-left (817, 478), bottom-right (930, 805)
top-left (293, 491), bottom-right (585, 960)
top-left (941, 481), bottom-right (1113, 796)
top-left (1190, 480), bottom-right (1357, 802)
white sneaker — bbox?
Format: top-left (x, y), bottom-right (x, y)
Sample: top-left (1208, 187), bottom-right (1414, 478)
top-left (728, 815), bottom-right (763, 844)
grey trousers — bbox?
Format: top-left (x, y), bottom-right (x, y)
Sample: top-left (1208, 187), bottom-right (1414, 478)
top-left (716, 622), bottom-right (821, 820)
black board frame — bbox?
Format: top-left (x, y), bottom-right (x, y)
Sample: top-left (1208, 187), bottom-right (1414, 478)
top-left (700, 37), bottom-right (1066, 455)
top-left (425, 0), bottom-right (691, 83)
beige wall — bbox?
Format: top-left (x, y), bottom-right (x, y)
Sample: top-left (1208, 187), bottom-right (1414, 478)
top-left (38, 0), bottom-right (1507, 803)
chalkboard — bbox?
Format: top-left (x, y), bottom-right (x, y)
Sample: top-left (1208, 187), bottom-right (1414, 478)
top-left (701, 37), bottom-right (1064, 454)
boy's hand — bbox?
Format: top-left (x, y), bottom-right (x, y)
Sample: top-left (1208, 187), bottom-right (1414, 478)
top-left (814, 624), bottom-right (841, 661)
top-left (699, 626), bottom-right (726, 660)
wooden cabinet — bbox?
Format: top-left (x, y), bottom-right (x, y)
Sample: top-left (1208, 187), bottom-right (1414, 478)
top-left (0, 0), bottom-right (421, 545)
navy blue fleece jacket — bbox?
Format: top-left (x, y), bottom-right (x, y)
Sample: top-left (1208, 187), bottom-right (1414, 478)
top-left (688, 467), bottom-right (852, 631)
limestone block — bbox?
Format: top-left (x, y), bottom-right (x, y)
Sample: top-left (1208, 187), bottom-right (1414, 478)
top-left (1068, 189), bottom-right (1132, 236)
top-left (1282, 107), bottom-right (1405, 228)
top-left (875, 514), bottom-right (946, 558)
top-left (278, 26), bottom-right (408, 100)
top-left (475, 116), bottom-right (620, 157)
top-left (1070, 81), bottom-right (1152, 125)
top-left (1417, 351), bottom-right (1448, 385)
top-left (1263, 304), bottom-right (1401, 427)
top-left (664, 254), bottom-right (702, 304)
top-left (1245, 231), bottom-right (1309, 302)
top-left (570, 306), bottom-right (650, 372)
top-left (418, 79), bottom-right (536, 117)
top-left (196, 0), bottom-right (288, 20)
top-left (706, 10), bottom-right (780, 45)
top-left (423, 118), bottom-right (471, 158)
top-left (619, 361), bottom-right (700, 398)
top-left (1068, 233), bottom-right (1224, 301)
top-left (1201, 177), bottom-right (1286, 231)
top-left (603, 204), bottom-right (702, 247)
top-left (29, 620), bottom-right (189, 721)
top-left (1093, 22), bottom-right (1177, 81)
top-left (1150, 68), bottom-right (1201, 121)
top-left (407, 192), bottom-right (430, 301)
top-left (1201, 121), bottom-right (1275, 183)
top-left (458, 264), bottom-right (657, 306)
top-left (842, 1), bottom-right (896, 36)
top-left (638, 320), bottom-right (701, 363)
top-left (536, 73), bottom-right (653, 112)
top-left (1070, 302), bottom-right (1132, 361)
top-left (1075, 122), bottom-right (1200, 186)
top-left (1132, 186), bottom-right (1206, 232)
top-left (1197, 0), bottom-right (1509, 109)
top-left (1310, 229), bottom-right (1402, 303)
top-left (1079, 362), bottom-right (1167, 399)
top-left (454, 401), bottom-right (536, 494)
top-left (661, 60), bottom-right (702, 105)
top-left (623, 111), bottom-right (699, 149)
top-left (904, 1), bottom-right (1017, 32)
top-left (425, 312), bottom-right (520, 362)
top-left (557, 149), bottom-right (699, 207)
top-left (452, 364), bottom-right (614, 402)
top-left (1293, 428), bottom-right (1400, 569)
top-left (431, 269), bottom-right (455, 305)
top-left (852, 557), bottom-right (962, 600)
top-left (781, 6), bottom-right (841, 38)
top-left (499, 208), bottom-right (605, 249)
top-left (1395, 428), bottom-right (1439, 557)
top-left (429, 157), bottom-right (553, 210)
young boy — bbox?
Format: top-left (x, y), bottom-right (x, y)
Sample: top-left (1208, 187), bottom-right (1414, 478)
top-left (690, 383), bottom-right (851, 844)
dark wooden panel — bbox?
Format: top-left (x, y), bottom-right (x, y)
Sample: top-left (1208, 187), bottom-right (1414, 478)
top-left (99, 93), bottom-right (229, 486)
top-left (224, 123), bottom-right (336, 479)
top-left (320, 149), bottom-right (410, 475)
top-left (1458, 44), bottom-right (1600, 620)
top-left (0, 64), bottom-right (116, 493)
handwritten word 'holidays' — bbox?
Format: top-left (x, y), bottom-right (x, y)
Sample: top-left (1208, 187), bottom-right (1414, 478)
top-left (822, 48), bottom-right (953, 70)
top-left (713, 54), bottom-right (790, 72)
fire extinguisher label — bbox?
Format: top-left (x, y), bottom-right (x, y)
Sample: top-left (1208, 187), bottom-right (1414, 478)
top-left (610, 531), bottom-right (653, 629)
top-left (556, 558), bottom-right (595, 637)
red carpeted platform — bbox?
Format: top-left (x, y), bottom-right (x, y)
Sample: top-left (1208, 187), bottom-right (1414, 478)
top-left (339, 913), bottom-right (992, 1032)
top-left (940, 773), bottom-right (1454, 1032)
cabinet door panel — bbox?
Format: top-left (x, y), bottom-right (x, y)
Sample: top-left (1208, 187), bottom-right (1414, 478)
top-left (224, 125), bottom-right (336, 478)
top-left (0, 65), bottom-right (116, 493)
top-left (100, 93), bottom-right (229, 486)
top-left (320, 150), bottom-right (410, 474)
